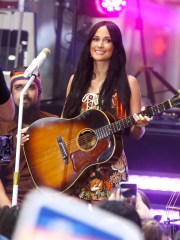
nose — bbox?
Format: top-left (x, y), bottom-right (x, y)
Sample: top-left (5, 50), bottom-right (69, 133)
top-left (24, 89), bottom-right (29, 95)
top-left (97, 40), bottom-right (104, 48)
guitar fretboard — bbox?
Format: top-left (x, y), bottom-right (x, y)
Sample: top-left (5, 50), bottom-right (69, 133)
top-left (95, 100), bottom-right (172, 140)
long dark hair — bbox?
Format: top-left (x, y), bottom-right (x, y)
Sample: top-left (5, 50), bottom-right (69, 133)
top-left (63, 21), bottom-right (131, 118)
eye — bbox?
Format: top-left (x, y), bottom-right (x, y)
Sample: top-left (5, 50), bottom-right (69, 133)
top-left (92, 37), bottom-right (99, 42)
top-left (29, 85), bottom-right (36, 90)
top-left (14, 85), bottom-right (23, 91)
top-left (104, 38), bottom-right (112, 43)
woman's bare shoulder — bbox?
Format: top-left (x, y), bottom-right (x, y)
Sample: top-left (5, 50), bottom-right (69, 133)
top-left (127, 75), bottom-right (140, 89)
top-left (127, 74), bottom-right (138, 83)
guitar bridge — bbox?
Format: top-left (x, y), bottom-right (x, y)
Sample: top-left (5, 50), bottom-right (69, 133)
top-left (57, 136), bottom-right (68, 164)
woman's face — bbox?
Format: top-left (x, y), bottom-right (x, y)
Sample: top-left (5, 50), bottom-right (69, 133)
top-left (90, 25), bottom-right (114, 62)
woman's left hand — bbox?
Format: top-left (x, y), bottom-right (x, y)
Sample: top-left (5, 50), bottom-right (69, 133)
top-left (133, 106), bottom-right (152, 128)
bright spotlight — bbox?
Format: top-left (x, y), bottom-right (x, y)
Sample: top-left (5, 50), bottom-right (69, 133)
top-left (78, 0), bottom-right (127, 17)
top-left (98, 0), bottom-right (127, 13)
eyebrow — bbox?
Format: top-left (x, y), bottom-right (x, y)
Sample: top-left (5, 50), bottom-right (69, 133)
top-left (94, 35), bottom-right (111, 38)
top-left (13, 83), bottom-right (36, 87)
top-left (13, 84), bottom-right (25, 87)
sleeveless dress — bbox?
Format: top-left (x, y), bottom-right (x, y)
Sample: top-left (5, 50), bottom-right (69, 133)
top-left (71, 92), bottom-right (129, 201)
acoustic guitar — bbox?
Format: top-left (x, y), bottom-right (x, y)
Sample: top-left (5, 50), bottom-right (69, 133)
top-left (24, 93), bottom-right (180, 192)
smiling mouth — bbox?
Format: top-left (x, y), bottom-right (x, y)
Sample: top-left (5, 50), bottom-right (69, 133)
top-left (95, 50), bottom-right (105, 55)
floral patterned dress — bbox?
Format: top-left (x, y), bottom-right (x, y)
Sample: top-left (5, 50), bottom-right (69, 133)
top-left (70, 92), bottom-right (129, 201)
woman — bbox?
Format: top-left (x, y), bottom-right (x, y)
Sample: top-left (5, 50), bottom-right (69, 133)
top-left (62, 21), bottom-right (151, 201)
top-left (63, 21), bottom-right (151, 202)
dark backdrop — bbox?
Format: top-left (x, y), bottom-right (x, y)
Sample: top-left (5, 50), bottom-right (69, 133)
top-left (125, 127), bottom-right (179, 174)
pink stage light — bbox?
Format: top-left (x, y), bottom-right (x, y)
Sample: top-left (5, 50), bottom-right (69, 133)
top-left (99, 0), bottom-right (127, 13)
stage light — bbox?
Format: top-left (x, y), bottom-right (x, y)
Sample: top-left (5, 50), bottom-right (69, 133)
top-left (98, 0), bottom-right (127, 13)
top-left (78, 0), bottom-right (127, 17)
top-left (129, 174), bottom-right (180, 192)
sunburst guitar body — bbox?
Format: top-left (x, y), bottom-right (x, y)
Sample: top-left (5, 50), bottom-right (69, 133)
top-left (24, 109), bottom-right (123, 192)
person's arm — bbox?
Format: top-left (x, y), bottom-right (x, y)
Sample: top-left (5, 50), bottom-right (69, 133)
top-left (136, 192), bottom-right (154, 219)
top-left (0, 179), bottom-right (11, 207)
top-left (0, 67), bottom-right (15, 121)
top-left (0, 95), bottom-right (15, 121)
top-left (128, 75), bottom-right (151, 140)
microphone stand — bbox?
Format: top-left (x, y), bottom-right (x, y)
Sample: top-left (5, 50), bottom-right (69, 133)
top-left (12, 71), bottom-right (38, 206)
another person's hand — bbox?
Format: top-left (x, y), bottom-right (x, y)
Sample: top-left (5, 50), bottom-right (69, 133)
top-left (16, 127), bottom-right (29, 145)
top-left (108, 188), bottom-right (120, 201)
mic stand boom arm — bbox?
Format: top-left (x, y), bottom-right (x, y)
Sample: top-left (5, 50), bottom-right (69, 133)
top-left (12, 71), bottom-right (38, 206)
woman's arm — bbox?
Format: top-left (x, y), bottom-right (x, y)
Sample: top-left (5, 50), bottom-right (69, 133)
top-left (128, 75), bottom-right (151, 140)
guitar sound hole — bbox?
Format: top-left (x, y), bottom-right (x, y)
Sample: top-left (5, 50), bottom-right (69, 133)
top-left (78, 129), bottom-right (97, 151)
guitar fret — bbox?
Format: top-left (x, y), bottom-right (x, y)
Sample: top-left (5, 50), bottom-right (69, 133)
top-left (157, 104), bottom-right (164, 113)
top-left (104, 126), bottom-right (109, 138)
top-left (113, 123), bottom-right (120, 132)
top-left (99, 128), bottom-right (104, 139)
top-left (120, 119), bottom-right (126, 130)
top-left (96, 128), bottom-right (101, 140)
top-left (123, 119), bottom-right (130, 128)
top-left (130, 116), bottom-right (136, 125)
top-left (127, 117), bottom-right (135, 128)
top-left (116, 122), bottom-right (122, 131)
top-left (96, 125), bottom-right (111, 140)
top-left (111, 123), bottom-right (116, 133)
top-left (152, 106), bottom-right (159, 115)
top-left (164, 101), bottom-right (170, 110)
top-left (108, 125), bottom-right (113, 135)
top-left (146, 108), bottom-right (153, 117)
top-left (102, 126), bottom-right (107, 138)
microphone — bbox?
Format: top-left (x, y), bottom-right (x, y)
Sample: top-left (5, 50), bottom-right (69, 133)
top-left (24, 48), bottom-right (51, 78)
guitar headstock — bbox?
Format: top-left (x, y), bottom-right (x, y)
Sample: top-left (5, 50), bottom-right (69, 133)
top-left (170, 92), bottom-right (180, 108)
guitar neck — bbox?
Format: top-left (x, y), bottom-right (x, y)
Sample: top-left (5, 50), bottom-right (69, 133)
top-left (96, 99), bottom-right (172, 140)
